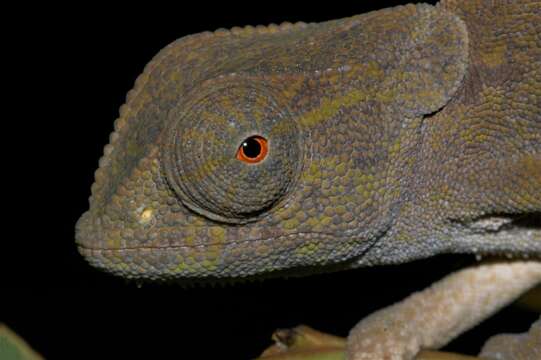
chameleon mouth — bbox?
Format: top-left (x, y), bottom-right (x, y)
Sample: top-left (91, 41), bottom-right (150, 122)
top-left (76, 242), bottom-right (366, 284)
top-left (76, 210), bottom-right (379, 281)
top-left (75, 209), bottom-right (348, 252)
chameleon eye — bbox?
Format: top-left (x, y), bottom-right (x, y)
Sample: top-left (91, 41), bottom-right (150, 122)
top-left (236, 136), bottom-right (268, 163)
top-left (164, 82), bottom-right (302, 224)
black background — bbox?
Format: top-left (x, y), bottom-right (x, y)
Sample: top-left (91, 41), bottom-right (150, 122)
top-left (5, 1), bottom-right (538, 359)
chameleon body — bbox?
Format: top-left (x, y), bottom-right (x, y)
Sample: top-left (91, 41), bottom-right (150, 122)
top-left (76, 1), bottom-right (541, 358)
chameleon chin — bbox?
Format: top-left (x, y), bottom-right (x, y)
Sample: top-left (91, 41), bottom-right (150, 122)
top-left (76, 0), bottom-right (540, 359)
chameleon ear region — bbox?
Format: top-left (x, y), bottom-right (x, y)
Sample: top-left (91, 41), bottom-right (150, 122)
top-left (384, 5), bottom-right (469, 116)
top-left (163, 81), bottom-right (303, 224)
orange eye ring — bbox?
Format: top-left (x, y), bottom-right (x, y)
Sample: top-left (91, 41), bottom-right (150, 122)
top-left (236, 135), bottom-right (268, 164)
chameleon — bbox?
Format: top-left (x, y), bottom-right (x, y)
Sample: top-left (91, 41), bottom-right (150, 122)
top-left (76, 0), bottom-right (541, 359)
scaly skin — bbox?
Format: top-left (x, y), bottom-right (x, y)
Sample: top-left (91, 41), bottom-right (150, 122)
top-left (76, 1), bottom-right (540, 358)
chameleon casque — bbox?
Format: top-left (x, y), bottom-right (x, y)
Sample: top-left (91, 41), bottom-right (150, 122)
top-left (76, 0), bottom-right (541, 359)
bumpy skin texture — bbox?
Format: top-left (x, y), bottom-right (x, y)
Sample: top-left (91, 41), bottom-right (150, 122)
top-left (77, 1), bottom-right (540, 358)
top-left (76, 0), bottom-right (540, 280)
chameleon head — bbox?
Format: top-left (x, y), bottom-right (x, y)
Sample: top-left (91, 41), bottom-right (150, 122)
top-left (76, 4), bottom-right (483, 281)
top-left (75, 71), bottom-right (394, 281)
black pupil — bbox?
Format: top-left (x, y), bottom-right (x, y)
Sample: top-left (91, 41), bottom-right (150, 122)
top-left (242, 137), bottom-right (261, 158)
